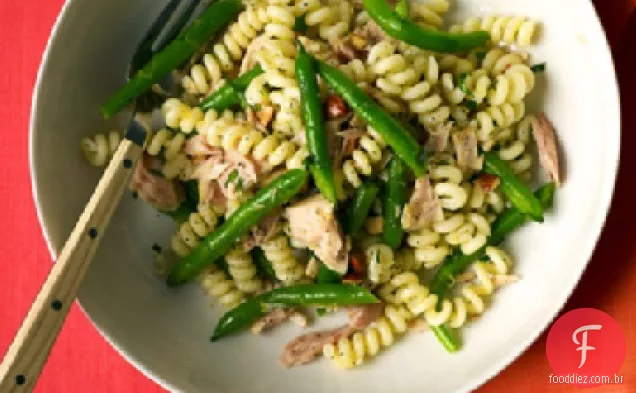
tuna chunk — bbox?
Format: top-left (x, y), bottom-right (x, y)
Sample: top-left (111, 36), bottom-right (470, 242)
top-left (452, 129), bottom-right (483, 172)
top-left (347, 303), bottom-right (384, 329)
top-left (251, 308), bottom-right (308, 334)
top-left (531, 113), bottom-right (563, 186)
top-left (401, 176), bottom-right (443, 231)
top-left (425, 122), bottom-right (451, 152)
top-left (280, 325), bottom-right (354, 368)
top-left (242, 211), bottom-right (281, 252)
top-left (286, 195), bottom-right (350, 274)
top-left (130, 154), bottom-right (184, 211)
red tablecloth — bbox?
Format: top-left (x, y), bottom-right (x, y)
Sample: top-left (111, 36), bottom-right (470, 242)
top-left (0, 1), bottom-right (634, 392)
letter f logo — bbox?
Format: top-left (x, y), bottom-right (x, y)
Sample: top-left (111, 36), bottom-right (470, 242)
top-left (572, 324), bottom-right (602, 368)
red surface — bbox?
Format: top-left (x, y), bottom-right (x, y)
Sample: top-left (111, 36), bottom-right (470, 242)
top-left (0, 0), bottom-right (634, 392)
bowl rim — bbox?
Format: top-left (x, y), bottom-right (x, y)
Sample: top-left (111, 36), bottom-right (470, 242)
top-left (28, 1), bottom-right (622, 392)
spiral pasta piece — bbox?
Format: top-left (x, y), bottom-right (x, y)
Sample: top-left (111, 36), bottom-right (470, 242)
top-left (476, 102), bottom-right (525, 141)
top-left (161, 98), bottom-right (236, 134)
top-left (260, 235), bottom-right (305, 285)
top-left (182, 6), bottom-right (272, 95)
top-left (367, 41), bottom-right (419, 96)
top-left (406, 228), bottom-right (450, 269)
top-left (225, 246), bottom-right (263, 294)
top-left (429, 165), bottom-right (468, 211)
top-left (202, 117), bottom-right (298, 167)
top-left (442, 213), bottom-right (490, 255)
top-left (480, 48), bottom-right (526, 76)
top-left (342, 127), bottom-right (387, 188)
top-left (450, 16), bottom-right (539, 47)
top-left (486, 64), bottom-right (535, 105)
top-left (146, 128), bottom-right (186, 160)
top-left (80, 130), bottom-right (122, 167)
top-left (171, 204), bottom-right (220, 257)
top-left (498, 139), bottom-right (533, 175)
top-left (323, 305), bottom-right (413, 368)
top-left (424, 246), bottom-right (514, 327)
top-left (437, 54), bottom-right (475, 77)
top-left (411, 0), bottom-right (450, 28)
top-left (378, 272), bottom-right (438, 316)
top-left (199, 264), bottom-right (245, 309)
top-left (299, 0), bottom-right (352, 42)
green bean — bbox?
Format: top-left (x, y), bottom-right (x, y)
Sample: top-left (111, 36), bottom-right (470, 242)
top-left (199, 65), bottom-right (264, 112)
top-left (431, 325), bottom-right (461, 353)
top-left (362, 0), bottom-right (489, 53)
top-left (251, 247), bottom-right (277, 281)
top-left (296, 44), bottom-right (337, 203)
top-left (490, 183), bottom-right (556, 245)
top-left (317, 262), bottom-right (343, 284)
top-left (484, 152), bottom-right (544, 222)
top-left (345, 182), bottom-right (380, 236)
top-left (383, 157), bottom-right (407, 249)
top-left (101, 0), bottom-right (244, 118)
top-left (211, 284), bottom-right (378, 340)
top-left (167, 170), bottom-right (308, 286)
top-left (316, 60), bottom-right (428, 177)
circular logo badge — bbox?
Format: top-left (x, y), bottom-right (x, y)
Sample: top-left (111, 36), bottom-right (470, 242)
top-left (546, 308), bottom-right (626, 387)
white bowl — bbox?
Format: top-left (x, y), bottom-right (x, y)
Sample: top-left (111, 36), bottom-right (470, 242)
top-left (29, 0), bottom-right (620, 392)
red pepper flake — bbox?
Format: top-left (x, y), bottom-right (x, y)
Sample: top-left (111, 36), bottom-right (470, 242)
top-left (476, 173), bottom-right (500, 193)
top-left (325, 95), bottom-right (349, 119)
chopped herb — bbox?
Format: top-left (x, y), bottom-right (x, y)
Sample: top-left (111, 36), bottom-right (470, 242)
top-left (152, 243), bottom-right (162, 253)
top-left (475, 51), bottom-right (486, 61)
top-left (465, 100), bottom-right (478, 111)
top-left (225, 168), bottom-right (239, 187)
top-left (316, 307), bottom-right (327, 316)
top-left (492, 120), bottom-right (498, 127)
top-left (253, 104), bottom-right (262, 112)
top-left (530, 63), bottom-right (546, 73)
top-left (457, 72), bottom-right (474, 98)
top-left (148, 168), bottom-right (165, 177)
top-left (235, 176), bottom-right (244, 192)
top-left (293, 15), bottom-right (308, 33)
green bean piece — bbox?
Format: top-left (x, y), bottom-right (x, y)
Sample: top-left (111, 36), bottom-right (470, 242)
top-left (431, 325), bottom-right (461, 353)
top-left (345, 182), bottom-right (380, 236)
top-left (484, 153), bottom-right (544, 222)
top-left (490, 183), bottom-right (555, 245)
top-left (199, 65), bottom-right (264, 112)
top-left (100, 0), bottom-right (244, 118)
top-left (296, 44), bottom-right (338, 203)
top-left (317, 262), bottom-right (343, 284)
top-left (362, 0), bottom-right (489, 53)
top-left (167, 170), bottom-right (308, 286)
top-left (316, 60), bottom-right (428, 177)
top-left (211, 284), bottom-right (378, 340)
top-left (251, 247), bottom-right (277, 281)
top-left (383, 157), bottom-right (407, 249)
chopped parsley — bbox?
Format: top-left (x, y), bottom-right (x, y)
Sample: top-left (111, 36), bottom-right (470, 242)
top-left (457, 72), bottom-right (474, 98)
top-left (293, 15), bottom-right (308, 33)
top-left (530, 63), bottom-right (546, 73)
top-left (474, 51), bottom-right (486, 62)
top-left (225, 169), bottom-right (239, 187)
top-left (151, 243), bottom-right (162, 253)
top-left (465, 100), bottom-right (478, 111)
top-left (225, 168), bottom-right (243, 191)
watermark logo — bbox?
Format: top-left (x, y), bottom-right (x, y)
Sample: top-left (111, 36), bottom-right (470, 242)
top-left (546, 308), bottom-right (625, 387)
